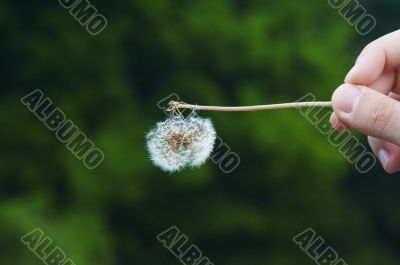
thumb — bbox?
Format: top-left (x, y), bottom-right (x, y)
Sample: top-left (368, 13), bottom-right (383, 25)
top-left (332, 84), bottom-right (400, 146)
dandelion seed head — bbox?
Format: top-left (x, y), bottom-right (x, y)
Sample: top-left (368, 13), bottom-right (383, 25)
top-left (146, 115), bottom-right (216, 173)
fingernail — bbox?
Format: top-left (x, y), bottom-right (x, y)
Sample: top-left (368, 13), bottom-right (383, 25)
top-left (330, 113), bottom-right (339, 128)
top-left (378, 148), bottom-right (390, 169)
top-left (332, 85), bottom-right (362, 113)
top-left (330, 113), bottom-right (348, 131)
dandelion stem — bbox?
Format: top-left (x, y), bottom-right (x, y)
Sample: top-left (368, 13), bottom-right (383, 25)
top-left (169, 101), bottom-right (332, 112)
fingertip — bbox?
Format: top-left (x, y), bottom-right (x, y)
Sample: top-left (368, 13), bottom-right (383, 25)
top-left (330, 112), bottom-right (339, 127)
top-left (369, 138), bottom-right (400, 174)
top-left (378, 148), bottom-right (390, 171)
top-left (331, 84), bottom-right (362, 114)
top-left (344, 64), bottom-right (371, 85)
top-left (344, 66), bottom-right (357, 83)
top-left (344, 45), bottom-right (385, 85)
top-left (330, 112), bottom-right (348, 131)
top-left (381, 150), bottom-right (400, 174)
top-left (383, 143), bottom-right (400, 174)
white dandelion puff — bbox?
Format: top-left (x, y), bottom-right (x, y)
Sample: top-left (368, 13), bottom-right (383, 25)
top-left (146, 115), bottom-right (216, 173)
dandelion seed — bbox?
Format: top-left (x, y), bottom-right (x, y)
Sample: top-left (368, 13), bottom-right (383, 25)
top-left (146, 115), bottom-right (216, 173)
top-left (147, 99), bottom-right (332, 173)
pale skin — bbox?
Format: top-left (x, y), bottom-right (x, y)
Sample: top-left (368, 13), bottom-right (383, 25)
top-left (330, 30), bottom-right (400, 173)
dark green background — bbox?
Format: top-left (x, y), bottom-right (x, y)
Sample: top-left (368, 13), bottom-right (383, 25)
top-left (1, 0), bottom-right (400, 264)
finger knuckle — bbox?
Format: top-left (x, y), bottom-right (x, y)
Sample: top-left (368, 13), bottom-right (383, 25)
top-left (370, 100), bottom-right (395, 134)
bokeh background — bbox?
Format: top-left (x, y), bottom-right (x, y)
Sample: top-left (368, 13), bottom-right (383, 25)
top-left (1, 0), bottom-right (400, 264)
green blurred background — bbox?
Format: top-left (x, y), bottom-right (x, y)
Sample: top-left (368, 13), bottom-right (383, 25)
top-left (1, 0), bottom-right (400, 264)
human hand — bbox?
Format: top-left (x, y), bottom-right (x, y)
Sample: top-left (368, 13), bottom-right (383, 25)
top-left (331, 30), bottom-right (400, 173)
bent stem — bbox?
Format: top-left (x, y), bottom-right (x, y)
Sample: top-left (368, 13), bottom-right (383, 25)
top-left (168, 101), bottom-right (332, 112)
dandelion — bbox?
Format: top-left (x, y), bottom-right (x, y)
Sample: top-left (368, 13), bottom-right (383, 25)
top-left (146, 115), bottom-right (216, 173)
top-left (146, 100), bottom-right (332, 173)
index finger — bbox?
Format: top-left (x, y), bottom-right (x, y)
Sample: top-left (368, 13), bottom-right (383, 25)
top-left (345, 30), bottom-right (400, 87)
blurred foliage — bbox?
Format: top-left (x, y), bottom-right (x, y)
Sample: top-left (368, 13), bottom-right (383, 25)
top-left (0, 0), bottom-right (400, 264)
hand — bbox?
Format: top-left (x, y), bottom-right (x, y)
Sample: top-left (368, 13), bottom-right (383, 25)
top-left (331, 30), bottom-right (400, 173)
